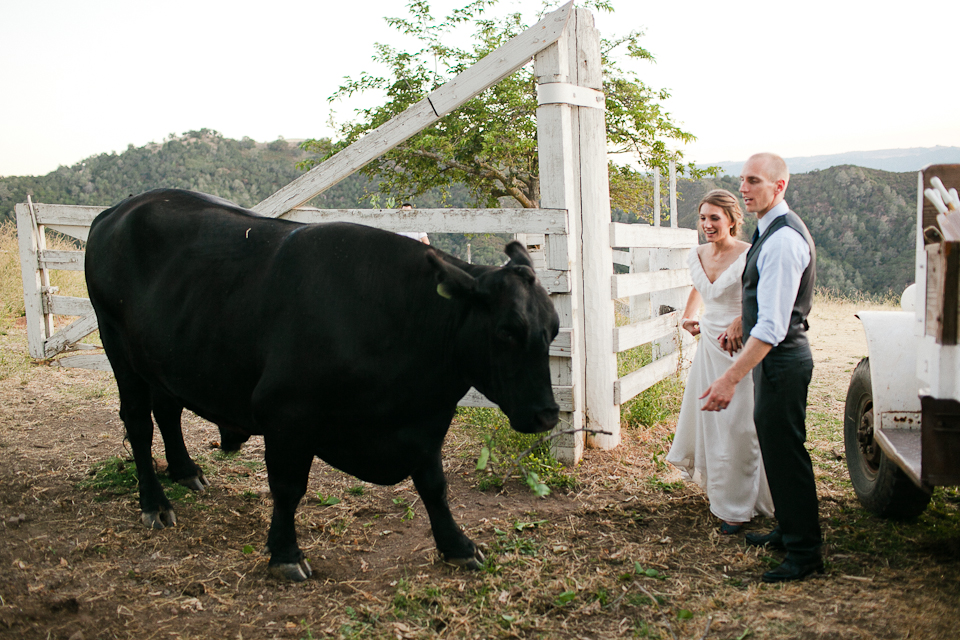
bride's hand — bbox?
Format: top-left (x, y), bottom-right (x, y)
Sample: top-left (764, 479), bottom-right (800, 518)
top-left (681, 318), bottom-right (700, 336)
top-left (719, 317), bottom-right (743, 354)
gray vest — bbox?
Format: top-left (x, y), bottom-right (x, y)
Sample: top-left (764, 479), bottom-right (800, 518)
top-left (742, 211), bottom-right (816, 350)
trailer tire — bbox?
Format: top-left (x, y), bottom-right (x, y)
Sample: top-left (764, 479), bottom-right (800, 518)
top-left (844, 357), bottom-right (931, 519)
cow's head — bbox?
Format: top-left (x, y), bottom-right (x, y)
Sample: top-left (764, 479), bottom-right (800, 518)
top-left (427, 242), bottom-right (560, 434)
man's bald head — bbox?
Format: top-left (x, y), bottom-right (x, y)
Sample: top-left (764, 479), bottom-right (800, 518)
top-left (747, 153), bottom-right (789, 185)
top-left (740, 153), bottom-right (790, 216)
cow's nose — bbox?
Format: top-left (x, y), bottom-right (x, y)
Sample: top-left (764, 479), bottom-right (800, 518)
top-left (535, 406), bottom-right (560, 432)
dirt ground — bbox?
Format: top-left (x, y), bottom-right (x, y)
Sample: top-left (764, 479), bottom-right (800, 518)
top-left (1, 296), bottom-right (958, 640)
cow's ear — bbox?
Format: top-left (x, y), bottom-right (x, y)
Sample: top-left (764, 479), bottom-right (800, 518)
top-left (426, 251), bottom-right (477, 300)
top-left (504, 241), bottom-right (534, 268)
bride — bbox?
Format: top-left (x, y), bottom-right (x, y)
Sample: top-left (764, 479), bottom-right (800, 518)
top-left (666, 189), bottom-right (773, 534)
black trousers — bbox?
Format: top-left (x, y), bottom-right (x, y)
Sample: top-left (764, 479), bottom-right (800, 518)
top-left (753, 344), bottom-right (822, 558)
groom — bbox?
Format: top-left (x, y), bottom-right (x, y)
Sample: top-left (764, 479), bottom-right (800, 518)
top-left (700, 152), bottom-right (822, 583)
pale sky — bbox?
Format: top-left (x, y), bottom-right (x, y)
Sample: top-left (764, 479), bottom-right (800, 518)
top-left (2, 0), bottom-right (958, 177)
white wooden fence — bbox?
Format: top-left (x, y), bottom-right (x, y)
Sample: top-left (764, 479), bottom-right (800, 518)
top-left (15, 3), bottom-right (696, 466)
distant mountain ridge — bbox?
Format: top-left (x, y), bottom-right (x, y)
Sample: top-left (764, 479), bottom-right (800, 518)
top-left (699, 146), bottom-right (960, 176)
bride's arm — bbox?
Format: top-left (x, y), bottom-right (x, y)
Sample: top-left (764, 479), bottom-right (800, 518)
top-left (680, 287), bottom-right (703, 336)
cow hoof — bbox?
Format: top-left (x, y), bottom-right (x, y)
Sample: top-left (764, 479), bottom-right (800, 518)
top-left (269, 558), bottom-right (312, 582)
top-left (141, 509), bottom-right (176, 529)
top-left (444, 549), bottom-right (485, 570)
top-left (177, 474), bottom-right (210, 492)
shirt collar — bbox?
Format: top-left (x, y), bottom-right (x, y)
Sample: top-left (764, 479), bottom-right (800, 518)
top-left (757, 200), bottom-right (790, 235)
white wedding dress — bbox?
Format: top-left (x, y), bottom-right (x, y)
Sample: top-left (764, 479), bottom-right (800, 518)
top-left (666, 249), bottom-right (774, 523)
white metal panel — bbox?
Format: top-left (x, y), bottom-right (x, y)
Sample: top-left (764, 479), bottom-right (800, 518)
top-left (917, 334), bottom-right (960, 401)
top-left (857, 311), bottom-right (922, 418)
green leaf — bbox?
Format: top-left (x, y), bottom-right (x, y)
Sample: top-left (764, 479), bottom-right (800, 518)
top-left (241, 545), bottom-right (254, 555)
top-left (678, 609), bottom-right (694, 620)
top-left (554, 590), bottom-right (577, 606)
top-left (476, 445), bottom-right (490, 470)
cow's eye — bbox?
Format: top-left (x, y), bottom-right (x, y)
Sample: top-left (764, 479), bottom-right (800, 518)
top-left (496, 323), bottom-right (526, 346)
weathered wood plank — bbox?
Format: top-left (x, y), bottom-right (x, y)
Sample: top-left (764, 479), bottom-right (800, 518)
top-left (253, 100), bottom-right (439, 217)
top-left (44, 313), bottom-right (99, 358)
top-left (612, 249), bottom-right (631, 266)
top-left (45, 294), bottom-right (95, 317)
top-left (29, 203), bottom-right (105, 227)
top-left (253, 4), bottom-right (574, 218)
top-left (282, 207), bottom-right (569, 235)
top-left (39, 250), bottom-right (85, 271)
top-left (428, 3), bottom-right (573, 116)
top-left (459, 385), bottom-right (574, 412)
top-left (614, 352), bottom-right (680, 405)
top-left (549, 328), bottom-right (573, 357)
top-left (535, 10), bottom-right (584, 467)
top-left (53, 353), bottom-right (112, 372)
top-left (614, 310), bottom-right (681, 353)
top-left (612, 268), bottom-right (692, 299)
top-left (610, 223), bottom-right (698, 249)
top-left (16, 205), bottom-right (47, 359)
top-left (539, 269), bottom-right (569, 294)
top-left (574, 9), bottom-right (619, 450)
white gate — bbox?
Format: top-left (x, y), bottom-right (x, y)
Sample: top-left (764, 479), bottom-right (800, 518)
top-left (16, 3), bottom-right (695, 466)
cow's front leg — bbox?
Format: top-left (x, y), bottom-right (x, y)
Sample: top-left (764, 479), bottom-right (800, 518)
top-left (263, 434), bottom-right (314, 582)
top-left (412, 448), bottom-right (484, 569)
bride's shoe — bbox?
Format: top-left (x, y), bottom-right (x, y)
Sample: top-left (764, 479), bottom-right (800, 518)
top-left (719, 521), bottom-right (744, 535)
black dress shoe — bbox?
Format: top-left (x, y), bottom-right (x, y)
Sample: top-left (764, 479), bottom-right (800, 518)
top-left (761, 556), bottom-right (824, 583)
top-left (745, 529), bottom-right (785, 550)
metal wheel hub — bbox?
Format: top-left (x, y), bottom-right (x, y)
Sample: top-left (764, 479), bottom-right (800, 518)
top-left (857, 405), bottom-right (881, 472)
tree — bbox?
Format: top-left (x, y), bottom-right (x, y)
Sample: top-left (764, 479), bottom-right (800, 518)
top-left (299, 0), bottom-right (714, 218)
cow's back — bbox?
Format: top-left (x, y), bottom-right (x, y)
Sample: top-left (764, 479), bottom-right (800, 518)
top-left (85, 189), bottom-right (470, 434)
top-left (85, 190), bottom-right (300, 426)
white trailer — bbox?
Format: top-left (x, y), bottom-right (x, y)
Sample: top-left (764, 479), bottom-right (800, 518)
top-left (845, 164), bottom-right (960, 518)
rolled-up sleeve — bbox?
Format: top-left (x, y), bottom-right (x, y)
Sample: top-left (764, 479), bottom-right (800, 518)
top-left (750, 227), bottom-right (811, 346)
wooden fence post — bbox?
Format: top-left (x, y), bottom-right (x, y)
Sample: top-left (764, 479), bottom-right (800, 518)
top-left (16, 202), bottom-right (48, 360)
top-left (574, 10), bottom-right (619, 449)
top-left (536, 10), bottom-right (585, 465)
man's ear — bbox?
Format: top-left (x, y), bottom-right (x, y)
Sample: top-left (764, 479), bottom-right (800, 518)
top-left (426, 250), bottom-right (477, 300)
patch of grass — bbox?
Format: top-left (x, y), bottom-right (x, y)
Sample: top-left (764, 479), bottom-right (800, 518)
top-left (493, 526), bottom-right (542, 557)
top-left (828, 486), bottom-right (960, 566)
top-left (621, 373), bottom-right (685, 429)
top-left (77, 456), bottom-right (192, 502)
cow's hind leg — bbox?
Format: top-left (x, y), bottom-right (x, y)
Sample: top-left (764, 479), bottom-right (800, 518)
top-left (412, 448), bottom-right (484, 569)
top-left (152, 390), bottom-right (210, 493)
top-left (263, 433), bottom-right (315, 582)
top-left (110, 366), bottom-right (176, 529)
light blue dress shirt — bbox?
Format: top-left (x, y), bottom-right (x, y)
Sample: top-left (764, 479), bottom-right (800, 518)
top-left (750, 200), bottom-right (811, 347)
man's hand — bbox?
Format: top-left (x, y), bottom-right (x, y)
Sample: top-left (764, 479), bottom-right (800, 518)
top-left (718, 316), bottom-right (744, 354)
top-left (700, 374), bottom-right (736, 412)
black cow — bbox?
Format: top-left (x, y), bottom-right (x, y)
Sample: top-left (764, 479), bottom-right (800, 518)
top-left (84, 189), bottom-right (560, 581)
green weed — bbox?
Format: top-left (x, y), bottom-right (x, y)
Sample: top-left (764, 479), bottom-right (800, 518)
top-left (459, 407), bottom-right (574, 496)
top-left (77, 456), bottom-right (192, 502)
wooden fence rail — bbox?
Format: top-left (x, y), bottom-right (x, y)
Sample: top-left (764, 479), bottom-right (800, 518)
top-left (15, 201), bottom-right (577, 412)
